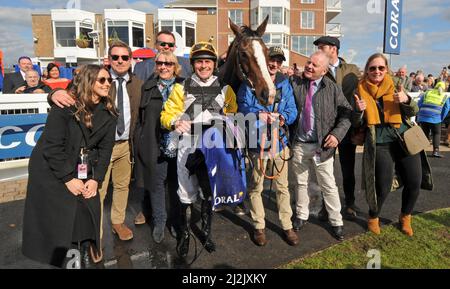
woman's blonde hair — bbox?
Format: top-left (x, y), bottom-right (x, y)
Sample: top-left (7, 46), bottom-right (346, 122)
top-left (153, 51), bottom-right (181, 77)
top-left (363, 53), bottom-right (390, 82)
top-left (70, 64), bottom-right (117, 128)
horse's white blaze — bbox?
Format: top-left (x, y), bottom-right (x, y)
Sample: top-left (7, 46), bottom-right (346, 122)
top-left (252, 40), bottom-right (276, 100)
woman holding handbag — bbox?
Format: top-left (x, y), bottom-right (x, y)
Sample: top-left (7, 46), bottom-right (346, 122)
top-left (22, 65), bottom-right (117, 268)
top-left (352, 53), bottom-right (433, 237)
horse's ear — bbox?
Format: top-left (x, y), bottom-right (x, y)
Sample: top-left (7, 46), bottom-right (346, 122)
top-left (256, 15), bottom-right (269, 37)
top-left (229, 18), bottom-right (241, 37)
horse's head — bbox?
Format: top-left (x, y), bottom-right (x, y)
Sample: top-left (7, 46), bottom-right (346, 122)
top-left (227, 16), bottom-right (276, 106)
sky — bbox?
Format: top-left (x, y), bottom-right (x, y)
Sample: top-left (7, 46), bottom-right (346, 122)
top-left (0, 0), bottom-right (449, 76)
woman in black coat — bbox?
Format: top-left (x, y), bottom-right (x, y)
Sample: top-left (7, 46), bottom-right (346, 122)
top-left (134, 51), bottom-right (184, 243)
top-left (22, 65), bottom-right (117, 268)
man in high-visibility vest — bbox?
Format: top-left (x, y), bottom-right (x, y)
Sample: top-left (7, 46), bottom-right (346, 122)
top-left (417, 81), bottom-right (450, 157)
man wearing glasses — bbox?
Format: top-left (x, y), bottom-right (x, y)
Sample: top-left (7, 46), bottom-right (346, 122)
top-left (49, 41), bottom-right (144, 254)
top-left (133, 31), bottom-right (192, 81)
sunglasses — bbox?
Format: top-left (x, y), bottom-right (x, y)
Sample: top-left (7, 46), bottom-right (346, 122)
top-left (157, 41), bottom-right (175, 48)
top-left (155, 61), bottom-right (175, 67)
top-left (368, 66), bottom-right (386, 72)
top-left (97, 77), bottom-right (113, 84)
top-left (111, 55), bottom-right (130, 61)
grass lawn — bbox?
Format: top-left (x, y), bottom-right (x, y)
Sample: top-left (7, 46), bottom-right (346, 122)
top-left (283, 208), bottom-right (450, 269)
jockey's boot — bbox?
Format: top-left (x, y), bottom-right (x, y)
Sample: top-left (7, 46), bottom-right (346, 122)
top-left (176, 203), bottom-right (191, 258)
top-left (201, 198), bottom-right (216, 253)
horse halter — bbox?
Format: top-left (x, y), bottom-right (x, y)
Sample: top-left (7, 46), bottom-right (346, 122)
top-left (234, 36), bottom-right (263, 91)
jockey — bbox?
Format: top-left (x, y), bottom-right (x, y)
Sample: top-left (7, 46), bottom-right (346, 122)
top-left (236, 46), bottom-right (299, 247)
top-left (160, 40), bottom-right (238, 258)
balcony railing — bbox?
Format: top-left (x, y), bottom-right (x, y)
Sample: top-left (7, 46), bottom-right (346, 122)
top-left (327, 0), bottom-right (342, 11)
top-left (326, 23), bottom-right (341, 37)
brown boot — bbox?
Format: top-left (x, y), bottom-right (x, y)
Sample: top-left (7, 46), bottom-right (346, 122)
top-left (134, 212), bottom-right (146, 225)
top-left (253, 229), bottom-right (267, 246)
top-left (112, 223), bottom-right (134, 241)
top-left (367, 217), bottom-right (380, 235)
top-left (284, 229), bottom-right (299, 246)
top-left (399, 214), bottom-right (413, 236)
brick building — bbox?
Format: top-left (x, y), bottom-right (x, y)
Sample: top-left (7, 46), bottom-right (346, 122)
top-left (163, 0), bottom-right (342, 67)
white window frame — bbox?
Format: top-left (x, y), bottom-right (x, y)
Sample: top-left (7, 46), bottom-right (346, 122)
top-left (229, 9), bottom-right (243, 26)
top-left (301, 11), bottom-right (315, 29)
top-left (301, 0), bottom-right (315, 3)
top-left (291, 35), bottom-right (318, 56)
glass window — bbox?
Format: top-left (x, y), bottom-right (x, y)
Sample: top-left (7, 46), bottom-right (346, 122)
top-left (132, 27), bottom-right (144, 47)
top-left (175, 21), bottom-right (182, 36)
top-left (207, 8), bottom-right (216, 15)
top-left (251, 8), bottom-right (258, 26)
top-left (301, 0), bottom-right (315, 3)
top-left (160, 20), bottom-right (173, 33)
top-left (108, 21), bottom-right (129, 45)
top-left (229, 9), bottom-right (243, 26)
top-left (301, 11), bottom-right (315, 29)
top-left (79, 27), bottom-right (93, 48)
top-left (261, 7), bottom-right (271, 23)
top-left (291, 35), bottom-right (318, 56)
top-left (262, 34), bottom-right (270, 44)
top-left (228, 35), bottom-right (235, 46)
top-left (284, 9), bottom-right (290, 25)
top-left (271, 34), bottom-right (282, 44)
top-left (185, 23), bottom-right (195, 47)
top-left (228, 0), bottom-right (243, 2)
top-left (272, 7), bottom-right (282, 25)
top-left (55, 22), bottom-right (76, 47)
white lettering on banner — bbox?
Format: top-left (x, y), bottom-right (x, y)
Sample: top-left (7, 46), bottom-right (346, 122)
top-left (25, 124), bottom-right (45, 146)
top-left (0, 124), bottom-right (44, 149)
top-left (389, 0), bottom-right (400, 49)
top-left (0, 126), bottom-right (22, 149)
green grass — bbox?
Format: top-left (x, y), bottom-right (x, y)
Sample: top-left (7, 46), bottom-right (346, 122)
top-left (283, 208), bottom-right (450, 269)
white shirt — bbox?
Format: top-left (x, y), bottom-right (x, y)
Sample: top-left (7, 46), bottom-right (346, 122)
top-left (111, 70), bottom-right (131, 141)
top-left (329, 59), bottom-right (340, 78)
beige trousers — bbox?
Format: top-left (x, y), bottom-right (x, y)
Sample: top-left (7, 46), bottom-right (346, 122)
top-left (248, 148), bottom-right (293, 230)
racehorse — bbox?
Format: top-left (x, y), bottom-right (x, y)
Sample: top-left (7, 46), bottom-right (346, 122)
top-left (219, 16), bottom-right (276, 106)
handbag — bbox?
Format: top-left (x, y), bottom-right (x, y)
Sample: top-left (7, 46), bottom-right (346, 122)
top-left (395, 123), bottom-right (429, 155)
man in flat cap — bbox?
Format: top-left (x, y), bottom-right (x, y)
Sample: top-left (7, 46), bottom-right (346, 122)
top-left (310, 36), bottom-right (361, 222)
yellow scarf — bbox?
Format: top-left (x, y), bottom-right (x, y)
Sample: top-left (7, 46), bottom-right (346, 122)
top-left (358, 74), bottom-right (402, 128)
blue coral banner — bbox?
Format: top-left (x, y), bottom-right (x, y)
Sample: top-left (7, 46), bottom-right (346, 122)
top-left (0, 114), bottom-right (47, 159)
top-left (384, 0), bottom-right (403, 54)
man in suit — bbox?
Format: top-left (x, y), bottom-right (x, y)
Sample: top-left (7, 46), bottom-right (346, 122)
top-left (2, 56), bottom-right (33, 93)
top-left (133, 30), bottom-right (191, 81)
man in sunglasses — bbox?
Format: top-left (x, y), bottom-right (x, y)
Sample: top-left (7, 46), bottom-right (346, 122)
top-left (312, 36), bottom-right (362, 222)
top-left (133, 30), bottom-right (191, 81)
top-left (49, 41), bottom-right (144, 247)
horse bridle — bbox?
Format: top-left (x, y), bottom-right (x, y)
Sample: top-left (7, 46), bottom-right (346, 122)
top-left (234, 36), bottom-right (263, 92)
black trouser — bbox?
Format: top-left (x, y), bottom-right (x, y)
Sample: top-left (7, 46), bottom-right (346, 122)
top-left (338, 139), bottom-right (357, 207)
top-left (420, 122), bottom-right (441, 150)
top-left (369, 142), bottom-right (422, 218)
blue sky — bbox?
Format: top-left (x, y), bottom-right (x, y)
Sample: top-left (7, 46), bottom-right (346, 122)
top-left (0, 0), bottom-right (449, 76)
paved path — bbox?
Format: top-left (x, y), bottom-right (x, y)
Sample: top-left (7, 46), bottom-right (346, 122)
top-left (1, 146), bottom-right (449, 269)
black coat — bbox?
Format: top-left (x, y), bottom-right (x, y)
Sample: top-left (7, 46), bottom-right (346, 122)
top-left (133, 76), bottom-right (183, 191)
top-left (22, 102), bottom-right (116, 266)
top-left (3, 72), bottom-right (26, 93)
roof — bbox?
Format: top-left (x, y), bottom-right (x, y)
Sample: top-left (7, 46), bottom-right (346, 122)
top-left (164, 0), bottom-right (216, 8)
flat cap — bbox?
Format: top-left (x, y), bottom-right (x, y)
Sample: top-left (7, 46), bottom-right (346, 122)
top-left (313, 36), bottom-right (340, 49)
top-left (268, 46), bottom-right (286, 61)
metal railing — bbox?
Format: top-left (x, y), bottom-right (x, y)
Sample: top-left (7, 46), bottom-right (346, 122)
top-left (327, 0), bottom-right (342, 11)
top-left (326, 23), bottom-right (342, 36)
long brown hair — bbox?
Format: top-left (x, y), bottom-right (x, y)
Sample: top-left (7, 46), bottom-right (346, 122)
top-left (70, 64), bottom-right (117, 128)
